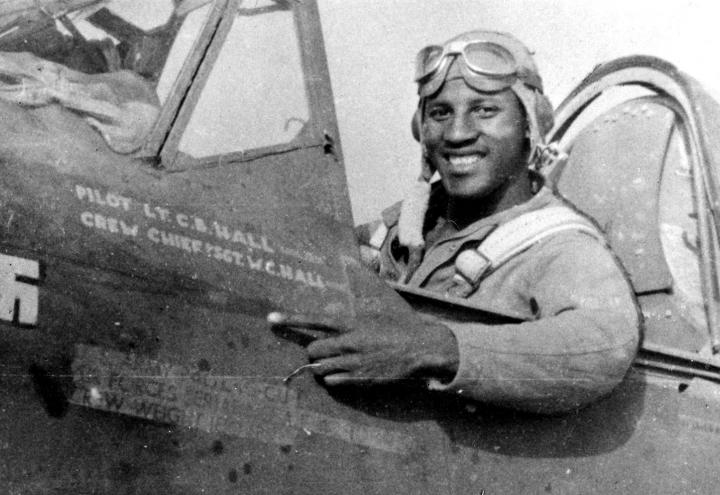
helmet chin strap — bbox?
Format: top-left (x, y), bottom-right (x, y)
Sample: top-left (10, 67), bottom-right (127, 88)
top-left (510, 80), bottom-right (542, 163)
top-left (398, 98), bottom-right (433, 251)
top-left (398, 145), bottom-right (432, 251)
top-left (397, 100), bottom-right (433, 284)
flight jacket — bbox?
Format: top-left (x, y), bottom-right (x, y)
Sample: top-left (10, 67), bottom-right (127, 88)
top-left (357, 184), bottom-right (641, 413)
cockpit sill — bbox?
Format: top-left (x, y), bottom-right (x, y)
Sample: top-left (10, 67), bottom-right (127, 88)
top-left (392, 283), bottom-right (720, 384)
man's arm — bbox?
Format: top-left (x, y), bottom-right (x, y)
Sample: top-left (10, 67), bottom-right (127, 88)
top-left (272, 233), bottom-right (639, 414)
top-left (427, 233), bottom-right (640, 413)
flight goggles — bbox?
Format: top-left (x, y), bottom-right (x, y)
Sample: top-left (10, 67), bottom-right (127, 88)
top-left (414, 39), bottom-right (542, 97)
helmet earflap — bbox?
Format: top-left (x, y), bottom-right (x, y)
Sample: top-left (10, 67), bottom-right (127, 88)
top-left (411, 107), bottom-right (421, 142)
top-left (534, 91), bottom-right (554, 138)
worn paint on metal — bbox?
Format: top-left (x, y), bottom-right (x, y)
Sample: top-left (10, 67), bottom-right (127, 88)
top-left (74, 182), bottom-right (329, 291)
top-left (71, 344), bottom-right (415, 454)
top-left (0, 0), bottom-right (719, 491)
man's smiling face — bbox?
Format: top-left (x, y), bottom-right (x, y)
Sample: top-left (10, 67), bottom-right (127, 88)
top-left (422, 77), bottom-right (528, 202)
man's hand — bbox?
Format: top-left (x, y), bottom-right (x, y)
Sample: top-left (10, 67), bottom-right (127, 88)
top-left (269, 311), bottom-right (459, 386)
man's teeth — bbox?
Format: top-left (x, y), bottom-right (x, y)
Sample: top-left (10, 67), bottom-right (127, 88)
top-left (448, 155), bottom-right (482, 166)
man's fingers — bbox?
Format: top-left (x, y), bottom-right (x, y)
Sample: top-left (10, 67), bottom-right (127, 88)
top-left (309, 356), bottom-right (392, 386)
top-left (322, 372), bottom-right (356, 386)
top-left (307, 336), bottom-right (355, 359)
top-left (322, 371), bottom-right (391, 386)
top-left (267, 312), bottom-right (350, 334)
top-left (310, 354), bottom-right (362, 375)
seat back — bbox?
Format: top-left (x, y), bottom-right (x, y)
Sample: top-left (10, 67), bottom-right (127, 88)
top-left (554, 96), bottom-right (706, 350)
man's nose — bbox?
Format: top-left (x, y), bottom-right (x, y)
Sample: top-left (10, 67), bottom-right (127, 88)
top-left (444, 113), bottom-right (479, 144)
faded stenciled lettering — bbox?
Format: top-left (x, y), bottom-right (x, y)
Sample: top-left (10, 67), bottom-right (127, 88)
top-left (211, 222), bottom-right (274, 254)
top-left (73, 183), bottom-right (337, 291)
top-left (80, 212), bottom-right (139, 237)
top-left (680, 414), bottom-right (720, 436)
top-left (71, 344), bottom-right (299, 446)
top-left (276, 245), bottom-right (326, 265)
top-left (71, 345), bottom-right (415, 454)
top-left (143, 203), bottom-right (172, 222)
top-left (145, 227), bottom-right (325, 288)
top-left (75, 185), bottom-right (131, 211)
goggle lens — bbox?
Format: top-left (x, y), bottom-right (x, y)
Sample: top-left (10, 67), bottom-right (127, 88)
top-left (414, 40), bottom-right (519, 88)
top-left (415, 45), bottom-right (445, 81)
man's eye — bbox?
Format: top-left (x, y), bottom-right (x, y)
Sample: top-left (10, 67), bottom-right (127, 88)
top-left (474, 105), bottom-right (499, 117)
top-left (427, 107), bottom-right (451, 120)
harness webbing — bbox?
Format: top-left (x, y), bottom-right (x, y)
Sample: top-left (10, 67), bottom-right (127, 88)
top-left (454, 206), bottom-right (604, 287)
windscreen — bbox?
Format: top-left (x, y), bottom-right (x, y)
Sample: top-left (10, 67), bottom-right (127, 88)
top-left (178, 0), bottom-right (310, 157)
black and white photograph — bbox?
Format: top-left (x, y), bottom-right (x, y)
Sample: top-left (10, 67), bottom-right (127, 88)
top-left (0, 0), bottom-right (718, 493)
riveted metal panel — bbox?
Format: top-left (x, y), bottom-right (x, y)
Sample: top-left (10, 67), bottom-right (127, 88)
top-left (557, 99), bottom-right (675, 294)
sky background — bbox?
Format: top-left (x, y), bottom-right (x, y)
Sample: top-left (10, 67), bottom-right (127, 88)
top-left (316, 0), bottom-right (720, 224)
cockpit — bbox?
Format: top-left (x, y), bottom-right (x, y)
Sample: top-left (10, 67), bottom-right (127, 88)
top-left (0, 0), bottom-right (310, 165)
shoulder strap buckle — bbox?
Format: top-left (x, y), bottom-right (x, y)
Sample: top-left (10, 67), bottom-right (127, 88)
top-left (454, 206), bottom-right (603, 289)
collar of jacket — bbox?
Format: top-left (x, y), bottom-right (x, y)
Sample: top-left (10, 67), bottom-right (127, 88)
top-left (423, 172), bottom-right (553, 243)
top-left (381, 170), bottom-right (549, 235)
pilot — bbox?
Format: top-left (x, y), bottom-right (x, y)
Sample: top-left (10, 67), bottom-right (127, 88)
top-left (273, 30), bottom-right (640, 413)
